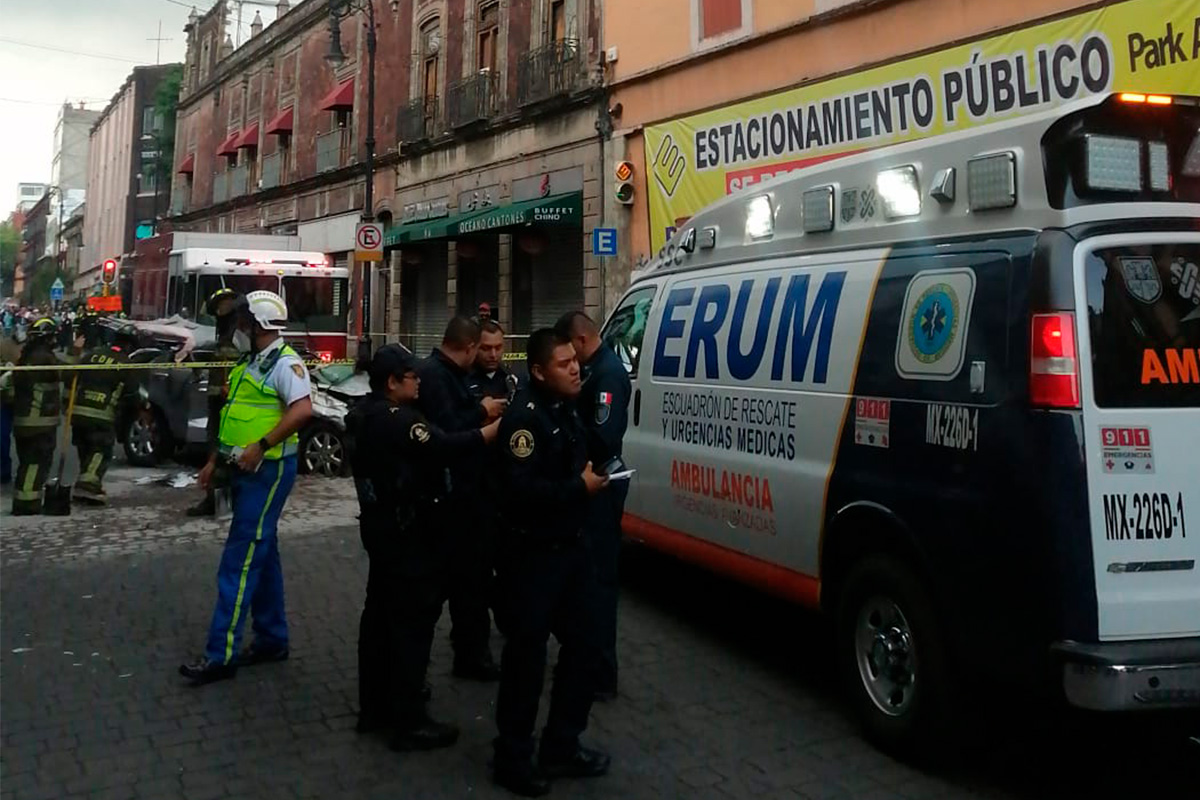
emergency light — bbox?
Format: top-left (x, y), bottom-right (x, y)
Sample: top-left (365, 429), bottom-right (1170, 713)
top-left (802, 186), bottom-right (834, 233)
top-left (967, 152), bottom-right (1017, 211)
top-left (1084, 134), bottom-right (1143, 191)
top-left (1147, 142), bottom-right (1171, 191)
top-left (745, 195), bottom-right (774, 240)
top-left (876, 166), bottom-right (921, 219)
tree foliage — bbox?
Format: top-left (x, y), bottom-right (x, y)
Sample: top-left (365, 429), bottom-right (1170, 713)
top-left (0, 220), bottom-right (19, 298)
top-left (24, 260), bottom-right (65, 306)
top-left (153, 64), bottom-right (185, 193)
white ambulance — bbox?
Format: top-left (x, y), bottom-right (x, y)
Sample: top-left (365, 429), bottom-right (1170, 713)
top-left (603, 92), bottom-right (1200, 751)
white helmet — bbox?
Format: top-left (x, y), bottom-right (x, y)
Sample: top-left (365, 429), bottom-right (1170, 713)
top-left (245, 290), bottom-right (288, 331)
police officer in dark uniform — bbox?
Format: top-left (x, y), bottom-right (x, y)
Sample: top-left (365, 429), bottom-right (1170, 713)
top-left (70, 319), bottom-right (136, 505)
top-left (468, 320), bottom-right (518, 402)
top-left (8, 317), bottom-right (62, 515)
top-left (492, 327), bottom-right (611, 797)
top-left (555, 311), bottom-right (632, 700)
top-left (188, 289), bottom-right (244, 516)
top-left (349, 344), bottom-right (499, 750)
top-left (416, 316), bottom-right (507, 680)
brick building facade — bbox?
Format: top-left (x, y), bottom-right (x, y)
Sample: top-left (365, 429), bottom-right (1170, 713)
top-left (170, 0), bottom-right (606, 353)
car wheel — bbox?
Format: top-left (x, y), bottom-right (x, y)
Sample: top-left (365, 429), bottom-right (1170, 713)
top-left (123, 408), bottom-right (165, 467)
top-left (300, 422), bottom-right (345, 477)
top-left (836, 553), bottom-right (955, 758)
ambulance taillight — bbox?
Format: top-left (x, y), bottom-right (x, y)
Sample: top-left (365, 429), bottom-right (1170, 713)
top-left (1030, 312), bottom-right (1081, 409)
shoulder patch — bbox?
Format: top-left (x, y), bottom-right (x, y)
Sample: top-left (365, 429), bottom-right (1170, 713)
top-left (410, 422), bottom-right (431, 443)
top-left (291, 362), bottom-right (306, 379)
top-left (509, 429), bottom-right (535, 459)
top-left (596, 404), bottom-right (611, 425)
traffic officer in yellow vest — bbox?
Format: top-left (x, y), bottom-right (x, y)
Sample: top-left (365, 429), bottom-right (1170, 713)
top-left (70, 318), bottom-right (136, 506)
top-left (6, 317), bottom-right (62, 515)
top-left (180, 290), bottom-right (312, 686)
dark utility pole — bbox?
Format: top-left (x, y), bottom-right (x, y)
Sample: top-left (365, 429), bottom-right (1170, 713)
top-left (327, 0), bottom-right (378, 364)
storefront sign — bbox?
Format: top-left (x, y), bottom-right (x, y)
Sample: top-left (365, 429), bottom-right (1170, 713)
top-left (456, 193), bottom-right (583, 234)
top-left (643, 0), bottom-right (1200, 250)
top-left (459, 185), bottom-right (499, 213)
top-left (401, 197), bottom-right (450, 223)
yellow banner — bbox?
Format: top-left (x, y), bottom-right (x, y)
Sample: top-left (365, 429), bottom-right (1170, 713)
top-left (644, 0), bottom-right (1200, 249)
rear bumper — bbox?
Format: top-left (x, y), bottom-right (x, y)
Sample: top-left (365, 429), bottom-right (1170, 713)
top-left (1052, 638), bottom-right (1200, 711)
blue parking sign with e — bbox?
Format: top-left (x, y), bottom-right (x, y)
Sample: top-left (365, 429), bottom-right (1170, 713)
top-left (592, 227), bottom-right (617, 256)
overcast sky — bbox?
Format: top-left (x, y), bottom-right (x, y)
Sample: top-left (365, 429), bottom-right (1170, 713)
top-left (0, 0), bottom-right (205, 213)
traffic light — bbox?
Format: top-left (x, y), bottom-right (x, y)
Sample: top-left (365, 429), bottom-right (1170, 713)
top-left (614, 160), bottom-right (635, 205)
top-left (102, 259), bottom-right (117, 284)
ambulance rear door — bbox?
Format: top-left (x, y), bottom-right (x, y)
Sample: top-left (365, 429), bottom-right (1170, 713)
top-left (1074, 233), bottom-right (1200, 640)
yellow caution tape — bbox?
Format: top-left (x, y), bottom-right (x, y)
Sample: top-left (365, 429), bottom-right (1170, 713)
top-left (4, 352), bottom-right (528, 371)
top-left (1, 359), bottom-right (358, 372)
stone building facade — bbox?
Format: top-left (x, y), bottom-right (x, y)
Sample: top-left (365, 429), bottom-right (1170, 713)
top-left (170, 0), bottom-right (606, 354)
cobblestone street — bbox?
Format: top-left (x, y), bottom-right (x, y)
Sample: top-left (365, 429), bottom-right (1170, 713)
top-left (1, 463), bottom-right (1197, 800)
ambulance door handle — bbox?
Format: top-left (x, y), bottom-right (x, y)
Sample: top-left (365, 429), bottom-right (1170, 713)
top-left (633, 388), bottom-right (641, 426)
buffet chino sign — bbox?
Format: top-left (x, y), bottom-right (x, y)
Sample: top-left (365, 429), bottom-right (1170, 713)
top-left (644, 0), bottom-right (1200, 250)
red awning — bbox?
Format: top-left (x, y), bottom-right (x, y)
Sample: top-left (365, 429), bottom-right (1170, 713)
top-left (177, 153), bottom-right (195, 175)
top-left (216, 130), bottom-right (240, 157)
top-left (265, 106), bottom-right (294, 135)
top-left (235, 122), bottom-right (260, 150)
top-left (319, 79), bottom-right (355, 111)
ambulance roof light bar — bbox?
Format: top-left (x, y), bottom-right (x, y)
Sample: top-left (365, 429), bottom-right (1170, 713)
top-left (1119, 92), bottom-right (1173, 106)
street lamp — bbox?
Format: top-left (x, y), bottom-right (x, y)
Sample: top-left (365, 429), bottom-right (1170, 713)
top-left (325, 0), bottom-right (386, 364)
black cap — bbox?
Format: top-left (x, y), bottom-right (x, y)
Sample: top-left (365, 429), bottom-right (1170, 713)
top-left (369, 344), bottom-right (418, 391)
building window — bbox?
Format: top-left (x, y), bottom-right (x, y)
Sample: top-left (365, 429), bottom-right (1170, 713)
top-left (478, 2), bottom-right (499, 73)
top-left (549, 0), bottom-right (566, 43)
top-left (138, 155), bottom-right (158, 195)
top-left (279, 135), bottom-right (291, 178)
top-left (692, 0), bottom-right (751, 47)
top-left (247, 75), bottom-right (261, 117)
top-left (421, 19), bottom-right (441, 100)
top-left (142, 105), bottom-right (163, 136)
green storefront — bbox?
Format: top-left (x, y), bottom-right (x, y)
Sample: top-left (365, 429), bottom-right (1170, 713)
top-left (384, 192), bottom-right (584, 348)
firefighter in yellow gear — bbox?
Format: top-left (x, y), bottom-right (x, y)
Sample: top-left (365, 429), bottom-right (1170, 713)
top-left (70, 320), bottom-right (137, 506)
top-left (6, 318), bottom-right (62, 515)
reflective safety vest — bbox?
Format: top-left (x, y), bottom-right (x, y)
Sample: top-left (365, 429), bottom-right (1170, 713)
top-left (218, 344), bottom-right (300, 459)
top-left (12, 346), bottom-right (61, 433)
top-left (72, 347), bottom-right (126, 427)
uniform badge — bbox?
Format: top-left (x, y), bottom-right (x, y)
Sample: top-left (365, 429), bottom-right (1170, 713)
top-left (509, 429), bottom-right (535, 459)
top-left (410, 423), bottom-right (431, 443)
top-left (596, 391), bottom-right (612, 425)
top-left (291, 363), bottom-right (307, 379)
top-left (1119, 257), bottom-right (1161, 304)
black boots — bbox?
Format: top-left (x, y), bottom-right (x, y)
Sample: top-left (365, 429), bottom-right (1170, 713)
top-left (178, 657), bottom-right (237, 686)
top-left (389, 713), bottom-right (460, 751)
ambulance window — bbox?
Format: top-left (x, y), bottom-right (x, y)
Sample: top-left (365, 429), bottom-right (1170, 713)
top-left (1084, 242), bottom-right (1200, 408)
top-left (603, 286), bottom-right (657, 377)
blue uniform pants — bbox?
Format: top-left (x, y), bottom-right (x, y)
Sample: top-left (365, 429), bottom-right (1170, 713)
top-left (204, 456), bottom-right (297, 665)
